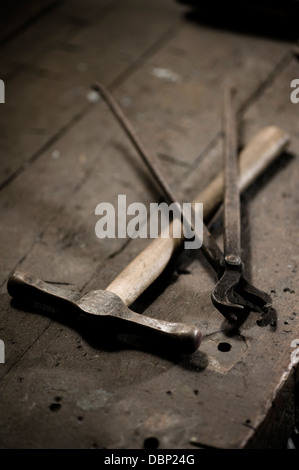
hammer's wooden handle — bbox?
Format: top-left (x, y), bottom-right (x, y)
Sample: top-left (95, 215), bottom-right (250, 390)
top-left (107, 126), bottom-right (289, 306)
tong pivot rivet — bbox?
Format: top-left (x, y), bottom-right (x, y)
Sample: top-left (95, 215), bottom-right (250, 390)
top-left (225, 254), bottom-right (242, 266)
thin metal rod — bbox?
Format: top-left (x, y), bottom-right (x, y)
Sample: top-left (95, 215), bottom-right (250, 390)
top-left (93, 82), bottom-right (177, 204)
top-left (223, 87), bottom-right (241, 259)
top-left (93, 81), bottom-right (225, 273)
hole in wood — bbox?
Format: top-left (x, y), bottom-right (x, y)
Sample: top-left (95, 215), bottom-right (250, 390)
top-left (49, 403), bottom-right (61, 412)
top-left (143, 437), bottom-right (159, 449)
top-left (217, 342), bottom-right (232, 352)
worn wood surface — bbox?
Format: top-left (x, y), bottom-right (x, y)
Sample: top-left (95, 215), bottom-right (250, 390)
top-left (0, 0), bottom-right (298, 449)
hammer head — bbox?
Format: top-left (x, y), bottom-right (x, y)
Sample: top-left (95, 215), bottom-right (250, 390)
top-left (7, 270), bottom-right (202, 354)
top-left (78, 290), bottom-right (202, 354)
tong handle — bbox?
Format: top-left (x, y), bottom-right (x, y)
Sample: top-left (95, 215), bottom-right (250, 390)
top-left (223, 87), bottom-right (241, 262)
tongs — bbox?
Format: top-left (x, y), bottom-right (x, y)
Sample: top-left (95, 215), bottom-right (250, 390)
top-left (94, 82), bottom-right (272, 322)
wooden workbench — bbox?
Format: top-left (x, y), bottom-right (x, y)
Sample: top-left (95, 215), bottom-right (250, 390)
top-left (0, 0), bottom-right (298, 449)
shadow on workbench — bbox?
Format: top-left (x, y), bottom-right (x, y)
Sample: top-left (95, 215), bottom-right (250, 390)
top-left (9, 297), bottom-right (209, 371)
top-left (178, 0), bottom-right (299, 42)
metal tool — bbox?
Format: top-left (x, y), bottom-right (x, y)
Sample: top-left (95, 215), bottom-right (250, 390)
top-left (211, 87), bottom-right (272, 319)
top-left (93, 82), bottom-right (272, 322)
top-left (8, 270), bottom-right (202, 354)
